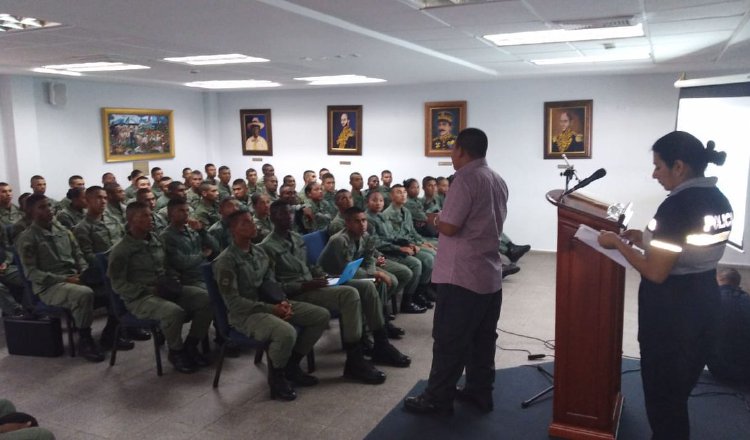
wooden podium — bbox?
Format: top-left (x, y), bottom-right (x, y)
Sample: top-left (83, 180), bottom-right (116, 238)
top-left (546, 190), bottom-right (626, 440)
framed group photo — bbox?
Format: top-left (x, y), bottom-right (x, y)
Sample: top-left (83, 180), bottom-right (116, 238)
top-left (327, 105), bottom-right (362, 155)
top-left (240, 109), bottom-right (273, 156)
top-left (543, 100), bottom-right (592, 159)
top-left (424, 101), bottom-right (466, 157)
top-left (102, 108), bottom-right (175, 163)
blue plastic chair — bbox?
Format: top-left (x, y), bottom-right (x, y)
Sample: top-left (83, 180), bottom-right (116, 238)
top-left (302, 229), bottom-right (328, 264)
top-left (96, 252), bottom-right (165, 376)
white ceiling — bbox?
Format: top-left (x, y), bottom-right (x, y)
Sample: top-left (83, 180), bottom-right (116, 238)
top-left (1, 0), bottom-right (749, 90)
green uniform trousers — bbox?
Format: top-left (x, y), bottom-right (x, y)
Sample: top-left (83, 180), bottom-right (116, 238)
top-left (390, 255), bottom-right (422, 297)
top-left (380, 259), bottom-right (412, 301)
top-left (0, 399), bottom-right (55, 440)
top-left (125, 286), bottom-right (212, 350)
top-left (414, 249), bottom-right (434, 285)
top-left (0, 267), bottom-right (24, 314)
top-left (233, 300), bottom-right (330, 369)
top-left (38, 282), bottom-right (95, 329)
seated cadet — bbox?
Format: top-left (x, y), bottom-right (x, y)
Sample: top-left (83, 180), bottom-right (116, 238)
top-left (56, 187), bottom-right (87, 229)
top-left (245, 168), bottom-right (260, 195)
top-left (297, 170), bottom-right (317, 203)
top-left (0, 223), bottom-right (25, 317)
top-left (365, 175), bottom-right (379, 199)
top-left (127, 176), bottom-right (151, 204)
top-left (108, 202), bottom-right (213, 373)
top-left (204, 163), bottom-right (218, 186)
top-left (327, 189), bottom-right (351, 236)
top-left (158, 181), bottom-right (189, 217)
top-left (0, 182), bottom-right (23, 227)
top-left (217, 166), bottom-right (232, 200)
top-left (0, 398), bottom-right (55, 440)
top-left (124, 170), bottom-right (143, 201)
top-left (319, 206), bottom-right (415, 339)
top-left (161, 198), bottom-right (217, 289)
top-left (150, 167), bottom-right (164, 198)
top-left (261, 175), bottom-right (279, 201)
top-left (135, 188), bottom-right (168, 235)
top-left (231, 179), bottom-right (252, 212)
top-left (101, 172), bottom-right (117, 187)
top-left (436, 176), bottom-right (449, 205)
top-left (10, 193), bottom-right (32, 243)
top-left (74, 186), bottom-right (126, 267)
top-left (193, 183), bottom-right (221, 228)
top-left (154, 176), bottom-right (173, 210)
top-left (366, 191), bottom-right (428, 314)
top-left (213, 210), bottom-right (330, 400)
top-left (282, 175), bottom-right (296, 193)
top-left (186, 170), bottom-right (204, 208)
top-left (320, 173), bottom-right (337, 207)
top-left (378, 170), bottom-right (393, 208)
top-left (421, 176), bottom-right (442, 213)
top-left (208, 198), bottom-right (241, 251)
top-left (18, 194), bottom-right (131, 362)
top-left (403, 178), bottom-right (435, 239)
top-left (181, 167), bottom-right (192, 186)
top-left (278, 185), bottom-right (315, 234)
top-left (104, 183), bottom-right (127, 226)
top-left (261, 201), bottom-right (409, 372)
top-left (30, 175), bottom-right (59, 213)
top-left (252, 193), bottom-right (273, 244)
top-left (56, 174), bottom-right (86, 213)
top-left (318, 167), bottom-right (330, 180)
top-left (302, 182), bottom-right (335, 233)
top-left (259, 163), bottom-right (275, 187)
top-left (384, 185), bottom-right (436, 303)
top-left (350, 172), bottom-right (366, 209)
top-left (707, 268), bottom-right (750, 385)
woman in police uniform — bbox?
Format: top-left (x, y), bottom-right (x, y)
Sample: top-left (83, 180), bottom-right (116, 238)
top-left (599, 131), bottom-right (732, 440)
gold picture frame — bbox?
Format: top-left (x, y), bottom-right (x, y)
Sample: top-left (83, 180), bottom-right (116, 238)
top-left (327, 105), bottom-right (362, 155)
top-left (543, 100), bottom-right (592, 159)
top-left (424, 101), bottom-right (467, 157)
top-left (102, 108), bottom-right (175, 163)
top-left (240, 109), bottom-right (273, 156)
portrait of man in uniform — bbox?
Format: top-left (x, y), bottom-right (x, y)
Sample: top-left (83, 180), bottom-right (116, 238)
top-left (327, 105), bottom-right (362, 155)
top-left (544, 100), bottom-right (592, 159)
top-left (240, 109), bottom-right (273, 156)
top-left (424, 101), bottom-right (466, 157)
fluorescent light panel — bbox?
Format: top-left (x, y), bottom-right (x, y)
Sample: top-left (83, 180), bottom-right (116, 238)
top-left (164, 54), bottom-right (269, 65)
top-left (0, 13), bottom-right (60, 32)
top-left (32, 67), bottom-right (82, 77)
top-left (531, 51), bottom-right (651, 65)
top-left (485, 23), bottom-right (644, 46)
top-left (184, 80), bottom-right (281, 89)
top-left (294, 74), bottom-right (386, 85)
top-left (41, 62), bottom-right (150, 72)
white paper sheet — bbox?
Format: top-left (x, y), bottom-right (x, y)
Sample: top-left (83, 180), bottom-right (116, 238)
top-left (573, 224), bottom-right (635, 270)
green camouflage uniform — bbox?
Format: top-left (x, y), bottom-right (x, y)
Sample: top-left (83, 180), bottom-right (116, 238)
top-left (253, 214), bottom-right (273, 244)
top-left (105, 202), bottom-right (126, 226)
top-left (160, 224), bottom-right (217, 287)
top-left (213, 243), bottom-right (329, 367)
top-left (193, 201), bottom-right (220, 228)
top-left (0, 224), bottom-right (23, 314)
top-left (0, 204), bottom-right (23, 227)
top-left (208, 219), bottom-right (232, 251)
top-left (303, 199), bottom-right (334, 232)
top-left (326, 213), bottom-right (345, 237)
top-left (55, 205), bottom-right (86, 230)
top-left (366, 210), bottom-right (424, 296)
top-left (217, 182), bottom-right (232, 200)
top-left (382, 205), bottom-right (435, 282)
top-left (73, 214), bottom-right (125, 266)
top-left (351, 190), bottom-right (366, 210)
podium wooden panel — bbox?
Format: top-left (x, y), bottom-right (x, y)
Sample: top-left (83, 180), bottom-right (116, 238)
top-left (546, 190), bottom-right (626, 440)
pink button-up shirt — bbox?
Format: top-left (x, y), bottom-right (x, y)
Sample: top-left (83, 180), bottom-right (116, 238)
top-left (432, 158), bottom-right (508, 294)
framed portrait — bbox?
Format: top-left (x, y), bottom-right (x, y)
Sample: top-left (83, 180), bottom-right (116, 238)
top-left (327, 105), bottom-right (362, 155)
top-left (424, 101), bottom-right (466, 157)
top-left (240, 109), bottom-right (273, 156)
top-left (101, 108), bottom-right (175, 163)
top-left (544, 100), bottom-right (592, 159)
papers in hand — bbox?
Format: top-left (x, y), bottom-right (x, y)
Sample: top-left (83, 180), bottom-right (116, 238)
top-left (573, 224), bottom-right (634, 270)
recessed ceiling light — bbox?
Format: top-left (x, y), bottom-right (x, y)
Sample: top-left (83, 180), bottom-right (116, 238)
top-left (32, 67), bottom-right (82, 77)
top-left (41, 62), bottom-right (150, 72)
top-left (530, 51), bottom-right (651, 65)
top-left (294, 74), bottom-right (386, 85)
top-left (184, 80), bottom-right (281, 89)
top-left (0, 13), bottom-right (60, 32)
top-left (164, 54), bottom-right (269, 65)
top-left (485, 23), bottom-right (644, 46)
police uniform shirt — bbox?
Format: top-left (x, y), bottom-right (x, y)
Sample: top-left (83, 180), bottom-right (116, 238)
top-left (643, 176), bottom-right (732, 275)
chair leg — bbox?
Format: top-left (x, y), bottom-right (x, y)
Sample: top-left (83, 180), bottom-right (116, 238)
top-left (153, 327), bottom-right (163, 377)
top-left (201, 335), bottom-right (210, 354)
top-left (213, 344), bottom-right (226, 388)
top-left (109, 324), bottom-right (121, 366)
top-left (307, 350), bottom-right (316, 373)
top-left (254, 347), bottom-right (264, 364)
top-left (66, 312), bottom-right (77, 357)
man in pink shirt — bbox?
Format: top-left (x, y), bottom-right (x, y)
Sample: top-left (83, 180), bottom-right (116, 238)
top-left (404, 128), bottom-right (508, 416)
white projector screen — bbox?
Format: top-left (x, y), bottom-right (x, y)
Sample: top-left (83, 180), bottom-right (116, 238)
top-left (676, 83), bottom-right (750, 250)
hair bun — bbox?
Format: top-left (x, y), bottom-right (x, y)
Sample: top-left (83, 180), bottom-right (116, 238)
top-left (705, 140), bottom-right (726, 165)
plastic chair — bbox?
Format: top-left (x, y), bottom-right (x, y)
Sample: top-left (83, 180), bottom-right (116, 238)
top-left (96, 252), bottom-right (165, 376)
top-left (302, 229), bottom-right (328, 264)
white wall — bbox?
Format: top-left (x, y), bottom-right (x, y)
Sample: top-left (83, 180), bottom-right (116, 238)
top-left (1, 72), bottom-right (746, 264)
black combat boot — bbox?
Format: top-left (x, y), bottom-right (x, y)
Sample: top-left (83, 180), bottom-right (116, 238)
top-left (343, 342), bottom-right (386, 384)
top-left (284, 351), bottom-right (319, 386)
top-left (78, 328), bottom-right (105, 363)
top-left (269, 368), bottom-right (297, 401)
top-left (184, 336), bottom-right (211, 367)
top-left (371, 329), bottom-right (411, 367)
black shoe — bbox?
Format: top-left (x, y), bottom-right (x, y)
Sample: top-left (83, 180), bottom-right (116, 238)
top-left (414, 294), bottom-right (434, 309)
top-left (371, 342), bottom-right (411, 368)
top-left (455, 386), bottom-right (494, 413)
top-left (168, 349), bottom-right (198, 374)
top-left (506, 244), bottom-right (531, 263)
top-left (404, 394), bottom-right (453, 416)
top-left (185, 343), bottom-right (211, 368)
top-left (269, 368), bottom-right (297, 401)
top-left (385, 322), bottom-right (405, 340)
top-left (386, 313), bottom-right (396, 321)
top-left (100, 333), bottom-right (135, 351)
top-left (285, 362), bottom-right (319, 387)
top-left (502, 263), bottom-right (520, 279)
top-left (125, 328), bottom-right (151, 341)
top-left (344, 348), bottom-right (386, 385)
top-left (361, 336), bottom-right (374, 357)
top-left (423, 286), bottom-right (437, 302)
top-left (78, 336), bottom-right (105, 363)
top-left (400, 302), bottom-right (427, 314)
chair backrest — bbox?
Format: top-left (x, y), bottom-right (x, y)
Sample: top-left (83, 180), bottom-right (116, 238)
top-left (302, 229), bottom-right (328, 265)
top-left (201, 262), bottom-right (231, 339)
top-left (12, 249), bottom-right (36, 308)
top-left (95, 251), bottom-right (129, 317)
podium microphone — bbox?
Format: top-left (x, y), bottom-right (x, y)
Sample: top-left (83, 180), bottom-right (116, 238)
top-left (561, 168), bottom-right (607, 197)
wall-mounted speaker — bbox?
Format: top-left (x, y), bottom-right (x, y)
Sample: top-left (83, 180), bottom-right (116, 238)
top-left (46, 82), bottom-right (67, 107)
